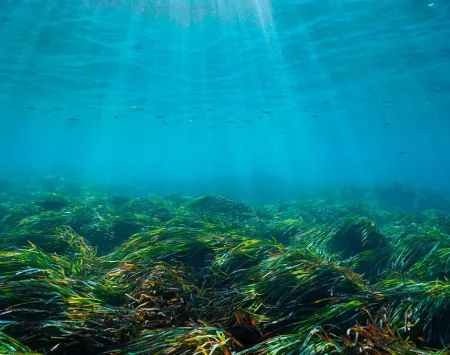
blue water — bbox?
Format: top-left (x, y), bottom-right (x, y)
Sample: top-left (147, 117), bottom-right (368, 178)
top-left (0, 0), bottom-right (449, 201)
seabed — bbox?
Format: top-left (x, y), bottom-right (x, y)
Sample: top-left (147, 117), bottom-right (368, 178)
top-left (1, 180), bottom-right (450, 354)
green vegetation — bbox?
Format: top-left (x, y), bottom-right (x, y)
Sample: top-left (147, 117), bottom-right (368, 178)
top-left (1, 185), bottom-right (450, 354)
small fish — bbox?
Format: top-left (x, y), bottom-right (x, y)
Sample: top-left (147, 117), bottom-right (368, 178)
top-left (191, 115), bottom-right (200, 119)
top-left (113, 115), bottom-right (122, 118)
top-left (226, 119), bottom-right (235, 123)
top-left (312, 114), bottom-right (319, 118)
top-left (383, 122), bottom-right (391, 126)
top-left (68, 118), bottom-right (79, 121)
top-left (263, 111), bottom-right (272, 114)
top-left (206, 108), bottom-right (215, 111)
top-left (398, 151), bottom-right (408, 154)
top-left (156, 115), bottom-right (166, 118)
top-left (89, 107), bottom-right (97, 110)
top-left (244, 120), bottom-right (251, 123)
top-left (27, 106), bottom-right (35, 110)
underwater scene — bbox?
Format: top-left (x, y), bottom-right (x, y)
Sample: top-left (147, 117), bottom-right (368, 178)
top-left (1, 0), bottom-right (450, 354)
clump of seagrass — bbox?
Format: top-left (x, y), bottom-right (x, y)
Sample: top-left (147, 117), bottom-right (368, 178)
top-left (0, 228), bottom-right (128, 354)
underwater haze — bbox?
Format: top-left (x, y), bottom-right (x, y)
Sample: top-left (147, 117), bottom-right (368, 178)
top-left (1, 0), bottom-right (450, 201)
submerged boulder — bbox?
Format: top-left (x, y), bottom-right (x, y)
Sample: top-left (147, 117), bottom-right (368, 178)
top-left (36, 193), bottom-right (70, 210)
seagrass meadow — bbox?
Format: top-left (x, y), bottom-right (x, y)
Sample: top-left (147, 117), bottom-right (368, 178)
top-left (1, 181), bottom-right (450, 355)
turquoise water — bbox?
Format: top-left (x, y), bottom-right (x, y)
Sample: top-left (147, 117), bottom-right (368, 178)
top-left (0, 0), bottom-right (449, 200)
